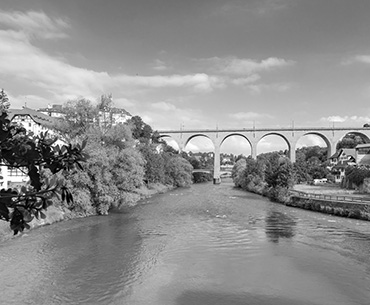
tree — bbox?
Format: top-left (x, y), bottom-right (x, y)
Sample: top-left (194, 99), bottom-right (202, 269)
top-left (0, 90), bottom-right (86, 234)
top-left (336, 133), bottom-right (368, 150)
top-left (97, 94), bottom-right (113, 128)
top-left (60, 98), bottom-right (98, 137)
top-left (127, 115), bottom-right (153, 143)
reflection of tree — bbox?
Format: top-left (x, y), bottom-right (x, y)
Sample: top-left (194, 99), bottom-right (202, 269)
top-left (265, 210), bottom-right (296, 243)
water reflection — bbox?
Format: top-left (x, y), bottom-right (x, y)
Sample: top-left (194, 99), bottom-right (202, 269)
top-left (265, 209), bottom-right (296, 243)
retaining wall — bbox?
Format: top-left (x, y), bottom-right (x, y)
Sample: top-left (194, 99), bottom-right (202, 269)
top-left (288, 196), bottom-right (370, 221)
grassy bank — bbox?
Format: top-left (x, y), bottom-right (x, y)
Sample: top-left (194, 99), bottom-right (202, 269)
top-left (289, 184), bottom-right (370, 220)
top-left (0, 183), bottom-right (174, 242)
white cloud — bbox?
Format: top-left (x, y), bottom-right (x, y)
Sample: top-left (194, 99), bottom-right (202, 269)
top-left (229, 112), bottom-right (273, 120)
top-left (114, 73), bottom-right (221, 92)
top-left (206, 56), bottom-right (295, 75)
top-left (320, 116), bottom-right (348, 123)
top-left (152, 59), bottom-right (171, 71)
top-left (0, 10), bottom-right (69, 40)
top-left (213, 0), bottom-right (293, 17)
top-left (342, 55), bottom-right (370, 65)
top-left (248, 82), bottom-right (293, 94)
top-left (0, 10), bottom-right (224, 110)
top-left (319, 115), bottom-right (370, 123)
top-left (231, 74), bottom-right (261, 86)
top-left (151, 102), bottom-right (177, 111)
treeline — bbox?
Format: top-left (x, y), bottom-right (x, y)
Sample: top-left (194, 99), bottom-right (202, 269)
top-left (48, 97), bottom-right (193, 216)
top-left (232, 153), bottom-right (294, 203)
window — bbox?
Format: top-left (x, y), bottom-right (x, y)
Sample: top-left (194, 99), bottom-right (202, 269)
top-left (8, 167), bottom-right (27, 177)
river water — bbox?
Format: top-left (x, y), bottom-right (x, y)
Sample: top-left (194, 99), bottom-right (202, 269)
top-left (1, 180), bottom-right (370, 305)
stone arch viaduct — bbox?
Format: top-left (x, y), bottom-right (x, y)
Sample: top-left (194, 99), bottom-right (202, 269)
top-left (158, 127), bottom-right (370, 183)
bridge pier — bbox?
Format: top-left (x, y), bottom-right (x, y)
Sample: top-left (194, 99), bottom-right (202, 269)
top-left (213, 142), bottom-right (221, 184)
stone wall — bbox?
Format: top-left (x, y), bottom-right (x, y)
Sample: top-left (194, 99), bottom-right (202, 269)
top-left (288, 196), bottom-right (370, 221)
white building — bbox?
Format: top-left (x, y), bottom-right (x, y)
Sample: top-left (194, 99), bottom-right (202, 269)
top-left (1, 108), bottom-right (61, 189)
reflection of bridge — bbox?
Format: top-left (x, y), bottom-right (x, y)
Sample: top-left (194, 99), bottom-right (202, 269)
top-left (159, 127), bottom-right (370, 183)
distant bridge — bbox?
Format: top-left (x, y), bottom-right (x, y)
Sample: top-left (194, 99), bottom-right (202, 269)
top-left (192, 169), bottom-right (212, 174)
top-left (158, 126), bottom-right (370, 183)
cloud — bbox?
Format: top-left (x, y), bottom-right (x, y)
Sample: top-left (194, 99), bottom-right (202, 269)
top-left (152, 59), bottom-right (171, 71)
top-left (248, 82), bottom-right (293, 94)
top-left (151, 102), bottom-right (177, 111)
top-left (230, 74), bottom-right (261, 86)
top-left (320, 115), bottom-right (370, 123)
top-left (0, 10), bottom-right (224, 109)
top-left (342, 55), bottom-right (370, 65)
top-left (206, 56), bottom-right (294, 75)
top-left (114, 73), bottom-right (221, 92)
top-left (0, 10), bottom-right (70, 40)
top-left (197, 55), bottom-right (294, 92)
top-left (213, 0), bottom-right (293, 17)
top-left (229, 112), bottom-right (274, 121)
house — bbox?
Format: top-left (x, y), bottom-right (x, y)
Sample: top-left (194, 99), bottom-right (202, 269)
top-left (329, 148), bottom-right (356, 183)
top-left (39, 104), bottom-right (132, 127)
top-left (97, 107), bottom-right (132, 127)
top-left (355, 143), bottom-right (370, 165)
top-left (1, 107), bottom-right (61, 189)
top-left (38, 104), bottom-right (65, 118)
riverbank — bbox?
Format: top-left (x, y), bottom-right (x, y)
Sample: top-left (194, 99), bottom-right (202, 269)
top-left (286, 184), bottom-right (370, 221)
top-left (0, 183), bottom-right (174, 242)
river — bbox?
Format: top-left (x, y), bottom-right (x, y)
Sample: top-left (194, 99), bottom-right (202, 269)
top-left (1, 179), bottom-right (370, 305)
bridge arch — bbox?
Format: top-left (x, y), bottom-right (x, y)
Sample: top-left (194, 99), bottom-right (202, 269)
top-left (257, 132), bottom-right (292, 159)
top-left (335, 131), bottom-right (370, 149)
top-left (158, 135), bottom-right (182, 152)
top-left (220, 133), bottom-right (252, 155)
top-left (295, 132), bottom-right (331, 156)
top-left (184, 134), bottom-right (214, 150)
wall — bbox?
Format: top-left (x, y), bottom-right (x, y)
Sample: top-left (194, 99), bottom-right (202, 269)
top-left (288, 196), bottom-right (370, 221)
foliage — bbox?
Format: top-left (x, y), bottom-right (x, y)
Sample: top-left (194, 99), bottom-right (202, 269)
top-left (232, 152), bottom-right (294, 203)
top-left (265, 154), bottom-right (294, 189)
top-left (231, 158), bottom-right (247, 188)
top-left (59, 98), bottom-right (98, 138)
top-left (293, 146), bottom-right (329, 183)
top-left (192, 172), bottom-right (213, 183)
top-left (0, 90), bottom-right (86, 234)
top-left (336, 133), bottom-right (368, 150)
top-left (139, 144), bottom-right (166, 184)
top-left (127, 115), bottom-right (153, 143)
top-left (54, 102), bottom-right (193, 214)
top-left (345, 165), bottom-right (370, 187)
top-left (163, 155), bottom-right (193, 187)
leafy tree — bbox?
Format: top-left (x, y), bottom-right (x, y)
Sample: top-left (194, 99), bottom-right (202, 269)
top-left (265, 154), bottom-right (294, 189)
top-left (0, 90), bottom-right (86, 234)
top-left (139, 144), bottom-right (166, 184)
top-left (61, 98), bottom-right (98, 137)
top-left (336, 133), bottom-right (368, 150)
top-left (127, 115), bottom-right (153, 143)
top-left (97, 94), bottom-right (114, 128)
top-left (232, 158), bottom-right (247, 188)
top-left (163, 155), bottom-right (193, 187)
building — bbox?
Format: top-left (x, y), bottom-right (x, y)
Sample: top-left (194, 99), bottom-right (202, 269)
top-left (355, 143), bottom-right (370, 165)
top-left (1, 107), bottom-right (61, 189)
top-left (39, 104), bottom-right (132, 127)
top-left (38, 104), bottom-right (65, 118)
top-left (97, 107), bottom-right (132, 127)
top-left (329, 148), bottom-right (356, 183)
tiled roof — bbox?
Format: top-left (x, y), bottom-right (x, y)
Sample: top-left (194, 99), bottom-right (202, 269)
top-left (8, 107), bottom-right (60, 129)
top-left (329, 148), bottom-right (355, 159)
top-left (359, 154), bottom-right (370, 166)
top-left (356, 143), bottom-right (370, 149)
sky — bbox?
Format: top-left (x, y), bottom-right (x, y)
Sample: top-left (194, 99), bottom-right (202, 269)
top-left (1, 0), bottom-right (370, 154)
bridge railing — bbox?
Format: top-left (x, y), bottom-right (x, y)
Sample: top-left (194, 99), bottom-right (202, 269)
top-left (289, 190), bottom-right (370, 204)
